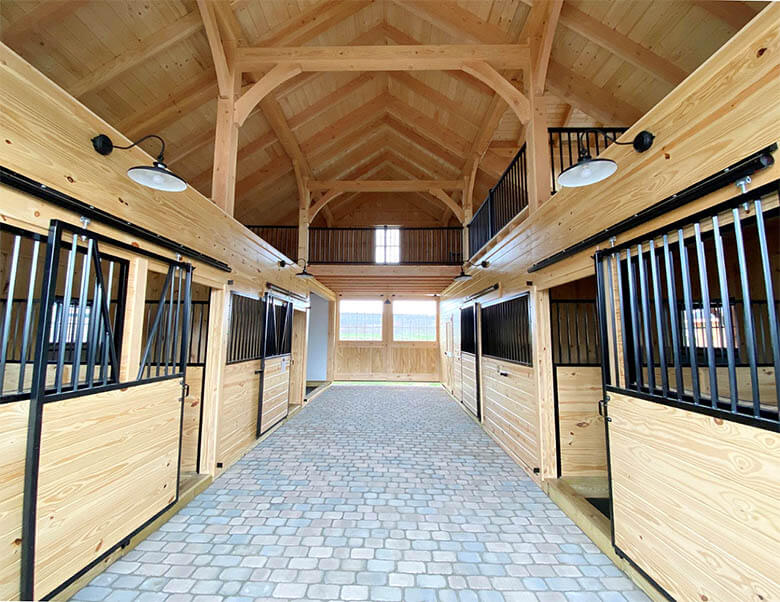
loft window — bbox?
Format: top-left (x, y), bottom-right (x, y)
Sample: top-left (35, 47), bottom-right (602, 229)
top-left (375, 227), bottom-right (400, 264)
top-left (339, 299), bottom-right (383, 341)
top-left (393, 300), bottom-right (437, 342)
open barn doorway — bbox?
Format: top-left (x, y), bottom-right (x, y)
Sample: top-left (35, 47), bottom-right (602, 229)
top-left (550, 275), bottom-right (609, 514)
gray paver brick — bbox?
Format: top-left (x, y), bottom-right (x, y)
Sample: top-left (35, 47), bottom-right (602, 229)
top-left (69, 386), bottom-right (649, 602)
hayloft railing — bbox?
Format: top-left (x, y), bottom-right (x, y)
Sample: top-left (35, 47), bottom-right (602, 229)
top-left (246, 225), bottom-right (297, 262)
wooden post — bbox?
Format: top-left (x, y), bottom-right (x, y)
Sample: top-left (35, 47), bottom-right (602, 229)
top-left (211, 84), bottom-right (240, 215)
top-left (119, 257), bottom-right (148, 381)
top-left (200, 286), bottom-right (229, 476)
top-left (525, 92), bottom-right (550, 213)
top-left (294, 160), bottom-right (310, 265)
top-left (462, 172), bottom-right (475, 261)
top-left (532, 287), bottom-right (557, 480)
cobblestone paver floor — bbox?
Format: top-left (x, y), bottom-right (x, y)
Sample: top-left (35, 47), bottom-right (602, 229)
top-left (71, 384), bottom-right (649, 602)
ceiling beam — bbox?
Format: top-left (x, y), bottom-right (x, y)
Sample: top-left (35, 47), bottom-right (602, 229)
top-left (309, 180), bottom-right (465, 192)
top-left (546, 60), bottom-right (643, 125)
top-left (197, 0), bottom-right (232, 97)
top-left (558, 4), bottom-right (688, 86)
top-left (234, 63), bottom-right (302, 126)
top-left (427, 188), bottom-right (464, 223)
top-left (236, 44), bottom-right (530, 72)
top-left (69, 11), bottom-right (203, 98)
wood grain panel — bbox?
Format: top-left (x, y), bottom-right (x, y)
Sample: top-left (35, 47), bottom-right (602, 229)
top-left (0, 400), bottom-right (28, 602)
top-left (260, 355), bottom-right (290, 434)
top-left (481, 357), bottom-right (540, 473)
top-left (218, 360), bottom-right (261, 469)
top-left (461, 352), bottom-right (478, 417)
top-left (609, 392), bottom-right (780, 602)
top-left (556, 366), bottom-right (606, 477)
top-left (181, 366), bottom-right (204, 473)
top-left (389, 345), bottom-right (439, 381)
top-left (335, 342), bottom-right (439, 381)
top-left (34, 379), bottom-right (181, 599)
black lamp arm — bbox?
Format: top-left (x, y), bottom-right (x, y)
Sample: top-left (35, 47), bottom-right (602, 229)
top-left (91, 133), bottom-right (167, 162)
top-left (113, 134), bottom-right (167, 162)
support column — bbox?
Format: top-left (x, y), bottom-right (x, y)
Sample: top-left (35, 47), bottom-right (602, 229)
top-left (119, 257), bottom-right (148, 381)
top-left (532, 287), bottom-right (557, 479)
top-left (294, 160), bottom-right (310, 265)
top-left (525, 92), bottom-right (550, 213)
top-left (200, 286), bottom-right (229, 476)
top-left (211, 90), bottom-right (240, 215)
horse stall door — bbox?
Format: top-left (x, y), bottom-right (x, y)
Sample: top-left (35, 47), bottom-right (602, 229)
top-left (288, 307), bottom-right (308, 408)
top-left (460, 304), bottom-right (480, 419)
top-left (21, 221), bottom-right (191, 600)
top-left (217, 293), bottom-right (264, 470)
top-left (594, 191), bottom-right (780, 602)
top-left (256, 295), bottom-right (294, 437)
top-left (549, 277), bottom-right (607, 482)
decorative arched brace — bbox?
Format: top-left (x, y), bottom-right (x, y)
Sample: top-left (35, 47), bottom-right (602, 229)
top-left (234, 63), bottom-right (302, 126)
top-left (427, 188), bottom-right (464, 223)
top-left (461, 61), bottom-right (531, 124)
top-left (309, 189), bottom-right (345, 221)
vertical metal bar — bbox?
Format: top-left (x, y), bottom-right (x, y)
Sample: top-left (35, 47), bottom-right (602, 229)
top-left (663, 235), bottom-right (684, 398)
top-left (711, 214), bottom-right (739, 412)
top-left (89, 242), bottom-right (120, 384)
top-left (18, 239), bottom-right (41, 394)
top-left (85, 274), bottom-right (101, 388)
top-left (693, 223), bottom-right (719, 406)
top-left (615, 253), bottom-right (630, 387)
top-left (625, 248), bottom-right (643, 389)
top-left (565, 301), bottom-right (572, 364)
top-left (71, 239), bottom-right (93, 390)
top-left (163, 267), bottom-right (176, 374)
top-left (637, 243), bottom-right (655, 392)
top-left (678, 232), bottom-right (701, 403)
top-left (179, 267), bottom-right (192, 374)
top-left (605, 255), bottom-right (619, 386)
top-left (56, 234), bottom-right (78, 393)
top-left (753, 200), bottom-right (780, 408)
top-left (137, 266), bottom-right (173, 380)
top-left (171, 266), bottom-right (183, 374)
top-left (0, 235), bottom-right (21, 396)
top-left (20, 221), bottom-right (62, 601)
top-left (648, 239), bottom-right (669, 397)
top-left (732, 208), bottom-right (760, 416)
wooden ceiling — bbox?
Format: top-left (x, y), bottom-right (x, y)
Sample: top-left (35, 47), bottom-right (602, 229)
top-left (0, 0), bottom-right (765, 231)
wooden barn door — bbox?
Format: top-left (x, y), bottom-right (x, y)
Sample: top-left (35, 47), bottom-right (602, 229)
top-left (460, 304), bottom-right (480, 420)
top-left (256, 294), bottom-right (293, 437)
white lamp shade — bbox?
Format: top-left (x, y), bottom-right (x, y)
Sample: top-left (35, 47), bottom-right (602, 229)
top-left (557, 158), bottom-right (617, 188)
top-left (127, 162), bottom-right (187, 192)
top-left (454, 270), bottom-right (472, 282)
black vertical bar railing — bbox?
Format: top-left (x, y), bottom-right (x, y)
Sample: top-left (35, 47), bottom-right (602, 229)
top-left (550, 300), bottom-right (601, 366)
top-left (308, 227), bottom-right (462, 264)
top-left (246, 225), bottom-right (298, 262)
top-left (548, 127), bottom-right (628, 195)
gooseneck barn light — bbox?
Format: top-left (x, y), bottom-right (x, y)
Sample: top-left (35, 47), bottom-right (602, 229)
top-left (557, 130), bottom-right (655, 188)
top-left (91, 133), bottom-right (187, 192)
top-left (296, 261), bottom-right (315, 279)
top-left (453, 267), bottom-right (472, 282)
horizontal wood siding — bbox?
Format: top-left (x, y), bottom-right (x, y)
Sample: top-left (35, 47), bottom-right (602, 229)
top-left (218, 360), bottom-right (261, 470)
top-left (556, 366), bottom-right (606, 477)
top-left (34, 379), bottom-right (181, 599)
top-left (335, 342), bottom-right (439, 381)
top-left (260, 355), bottom-right (291, 434)
top-left (609, 392), bottom-right (780, 602)
top-left (181, 366), bottom-right (204, 473)
top-left (481, 357), bottom-right (539, 472)
top-left (461, 352), bottom-right (478, 417)
top-left (0, 400), bottom-right (28, 601)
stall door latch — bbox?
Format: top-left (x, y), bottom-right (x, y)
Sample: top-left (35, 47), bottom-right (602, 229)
top-left (598, 397), bottom-right (612, 422)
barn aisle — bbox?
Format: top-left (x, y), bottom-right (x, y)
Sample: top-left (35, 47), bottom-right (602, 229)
top-left (71, 386), bottom-right (648, 602)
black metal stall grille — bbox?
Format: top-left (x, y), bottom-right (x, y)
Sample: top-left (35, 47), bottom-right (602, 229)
top-left (551, 300), bottom-right (601, 366)
top-left (144, 299), bottom-right (209, 366)
top-left (264, 295), bottom-right (293, 358)
top-left (460, 305), bottom-right (476, 355)
top-left (226, 293), bottom-right (265, 364)
top-left (481, 294), bottom-right (532, 366)
top-left (596, 188), bottom-right (779, 430)
top-left (137, 264), bottom-right (193, 380)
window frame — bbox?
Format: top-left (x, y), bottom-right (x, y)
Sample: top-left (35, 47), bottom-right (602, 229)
top-left (375, 226), bottom-right (400, 264)
top-left (391, 299), bottom-right (438, 343)
top-left (338, 298), bottom-right (384, 342)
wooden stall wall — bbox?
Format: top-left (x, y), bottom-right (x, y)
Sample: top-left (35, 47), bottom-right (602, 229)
top-left (334, 298), bottom-right (440, 382)
top-left (461, 352), bottom-right (479, 418)
top-left (260, 355), bottom-right (291, 434)
top-left (181, 366), bottom-right (204, 474)
top-left (439, 7), bottom-right (780, 487)
top-left (34, 379), bottom-right (181, 599)
top-left (218, 360), bottom-right (262, 470)
top-left (608, 392), bottom-right (780, 602)
top-left (555, 366), bottom-right (606, 477)
top-left (481, 357), bottom-right (540, 474)
top-left (0, 400), bottom-right (27, 601)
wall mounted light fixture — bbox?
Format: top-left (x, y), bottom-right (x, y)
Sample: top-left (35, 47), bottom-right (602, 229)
top-left (557, 130), bottom-right (654, 188)
top-left (92, 133), bottom-right (187, 192)
top-left (296, 261), bottom-right (315, 279)
top-left (453, 267), bottom-right (472, 282)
